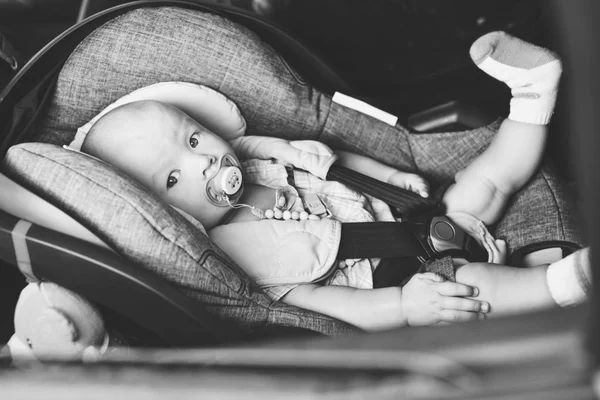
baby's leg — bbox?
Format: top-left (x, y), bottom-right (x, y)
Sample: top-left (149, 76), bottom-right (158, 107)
top-left (455, 262), bottom-right (553, 316)
top-left (443, 32), bottom-right (562, 226)
top-left (456, 248), bottom-right (591, 316)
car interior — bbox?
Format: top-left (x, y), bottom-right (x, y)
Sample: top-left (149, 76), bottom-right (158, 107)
top-left (0, 0), bottom-right (598, 398)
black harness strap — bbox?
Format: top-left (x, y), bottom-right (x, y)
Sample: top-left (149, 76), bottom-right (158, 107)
top-left (326, 164), bottom-right (441, 219)
top-left (338, 222), bottom-right (429, 259)
top-left (327, 164), bottom-right (487, 263)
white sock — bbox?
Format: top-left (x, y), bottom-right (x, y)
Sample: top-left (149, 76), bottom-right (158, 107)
top-left (546, 247), bottom-right (591, 307)
top-left (470, 31), bottom-right (562, 125)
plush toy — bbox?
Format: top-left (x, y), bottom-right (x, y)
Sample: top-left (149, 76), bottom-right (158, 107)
top-left (8, 281), bottom-right (109, 362)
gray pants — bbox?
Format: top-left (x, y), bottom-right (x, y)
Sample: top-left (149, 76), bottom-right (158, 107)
top-left (39, 7), bottom-right (583, 335)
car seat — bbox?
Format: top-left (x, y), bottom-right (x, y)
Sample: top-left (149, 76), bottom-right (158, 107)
top-left (0, 0), bottom-right (583, 347)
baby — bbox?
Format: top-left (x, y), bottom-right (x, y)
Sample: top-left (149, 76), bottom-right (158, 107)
top-left (80, 32), bottom-right (590, 331)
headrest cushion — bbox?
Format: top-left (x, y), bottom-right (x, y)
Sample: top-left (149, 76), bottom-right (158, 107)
top-left (69, 82), bottom-right (247, 150)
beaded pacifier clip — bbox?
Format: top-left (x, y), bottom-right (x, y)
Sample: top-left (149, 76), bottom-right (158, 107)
top-left (224, 189), bottom-right (331, 221)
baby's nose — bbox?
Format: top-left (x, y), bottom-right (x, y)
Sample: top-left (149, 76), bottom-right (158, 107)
top-left (201, 155), bottom-right (217, 176)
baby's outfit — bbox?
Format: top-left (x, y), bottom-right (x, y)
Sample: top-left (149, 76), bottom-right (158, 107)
top-left (209, 136), bottom-right (503, 301)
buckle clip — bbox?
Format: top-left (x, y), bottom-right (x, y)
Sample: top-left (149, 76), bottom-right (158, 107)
top-left (428, 215), bottom-right (466, 253)
top-left (427, 215), bottom-right (487, 262)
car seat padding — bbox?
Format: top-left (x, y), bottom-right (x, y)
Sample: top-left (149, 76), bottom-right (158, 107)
top-left (3, 142), bottom-right (360, 338)
top-left (69, 81), bottom-right (247, 151)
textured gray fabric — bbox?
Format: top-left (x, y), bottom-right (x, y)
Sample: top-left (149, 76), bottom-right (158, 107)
top-left (419, 256), bottom-right (456, 283)
top-left (36, 7), bottom-right (327, 146)
top-left (321, 108), bottom-right (583, 254)
top-left (16, 6), bottom-right (582, 336)
top-left (35, 6), bottom-right (582, 256)
top-left (3, 143), bottom-right (359, 336)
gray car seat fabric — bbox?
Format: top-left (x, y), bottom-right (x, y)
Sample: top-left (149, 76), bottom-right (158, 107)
top-left (402, 119), bottom-right (583, 254)
top-left (37, 6), bottom-right (582, 252)
top-left (3, 141), bottom-right (360, 337)
top-left (14, 6), bottom-right (582, 336)
top-left (22, 7), bottom-right (366, 337)
top-left (37, 7), bottom-right (329, 146)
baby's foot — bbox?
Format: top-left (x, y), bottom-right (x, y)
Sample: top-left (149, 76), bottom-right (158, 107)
top-left (470, 31), bottom-right (562, 125)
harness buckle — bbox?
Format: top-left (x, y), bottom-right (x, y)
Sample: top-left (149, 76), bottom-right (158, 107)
top-left (426, 215), bottom-right (487, 262)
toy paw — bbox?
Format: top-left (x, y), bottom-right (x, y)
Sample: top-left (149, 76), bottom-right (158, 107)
top-left (36, 308), bottom-right (79, 347)
top-left (10, 282), bottom-right (107, 361)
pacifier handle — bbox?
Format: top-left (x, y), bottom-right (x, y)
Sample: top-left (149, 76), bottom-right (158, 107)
top-left (215, 166), bottom-right (242, 196)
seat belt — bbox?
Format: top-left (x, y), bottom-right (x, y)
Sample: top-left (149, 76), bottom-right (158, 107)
top-left (327, 164), bottom-right (488, 262)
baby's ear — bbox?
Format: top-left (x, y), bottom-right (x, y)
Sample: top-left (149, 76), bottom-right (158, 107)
top-left (170, 205), bottom-right (207, 235)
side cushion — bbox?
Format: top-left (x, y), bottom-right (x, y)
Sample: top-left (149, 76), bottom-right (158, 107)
top-left (2, 143), bottom-right (358, 336)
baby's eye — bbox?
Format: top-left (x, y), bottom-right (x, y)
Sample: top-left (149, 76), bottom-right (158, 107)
top-left (189, 132), bottom-right (201, 148)
top-left (167, 170), bottom-right (180, 189)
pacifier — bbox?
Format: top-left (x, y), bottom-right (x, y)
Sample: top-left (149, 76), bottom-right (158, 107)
top-left (205, 154), bottom-right (244, 207)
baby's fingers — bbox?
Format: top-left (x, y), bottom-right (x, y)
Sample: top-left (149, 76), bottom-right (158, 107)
top-left (388, 172), bottom-right (430, 198)
top-left (442, 297), bottom-right (490, 314)
top-left (406, 176), bottom-right (430, 198)
top-left (438, 310), bottom-right (485, 324)
top-left (436, 281), bottom-right (480, 298)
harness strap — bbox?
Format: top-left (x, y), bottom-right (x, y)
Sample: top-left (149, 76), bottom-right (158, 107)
top-left (338, 222), bottom-right (429, 260)
top-left (326, 164), bottom-right (441, 219)
top-left (328, 164), bottom-right (487, 262)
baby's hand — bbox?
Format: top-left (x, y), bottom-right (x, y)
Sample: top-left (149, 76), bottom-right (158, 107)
top-left (387, 170), bottom-right (430, 198)
top-left (401, 272), bottom-right (489, 326)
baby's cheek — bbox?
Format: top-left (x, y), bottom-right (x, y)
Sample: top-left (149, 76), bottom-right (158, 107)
top-left (180, 196), bottom-right (205, 216)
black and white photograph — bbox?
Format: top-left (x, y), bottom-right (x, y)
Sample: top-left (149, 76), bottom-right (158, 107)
top-left (0, 1), bottom-right (598, 398)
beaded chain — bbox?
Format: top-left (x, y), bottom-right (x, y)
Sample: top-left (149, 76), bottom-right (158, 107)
top-left (224, 189), bottom-right (330, 221)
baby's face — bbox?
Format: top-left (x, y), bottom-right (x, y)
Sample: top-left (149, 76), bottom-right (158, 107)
top-left (94, 102), bottom-right (239, 229)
